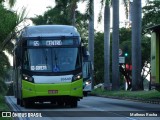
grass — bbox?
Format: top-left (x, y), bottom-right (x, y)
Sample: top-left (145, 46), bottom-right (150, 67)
top-left (0, 94), bottom-right (13, 120)
top-left (91, 88), bottom-right (160, 100)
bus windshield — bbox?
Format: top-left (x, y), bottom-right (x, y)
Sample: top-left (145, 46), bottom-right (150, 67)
top-left (23, 48), bottom-right (81, 72)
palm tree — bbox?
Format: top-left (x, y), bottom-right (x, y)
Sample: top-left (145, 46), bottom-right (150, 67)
top-left (7, 0), bottom-right (16, 7)
top-left (0, 0), bottom-right (17, 81)
top-left (103, 0), bottom-right (111, 90)
top-left (112, 0), bottom-right (120, 90)
top-left (88, 0), bottom-right (95, 88)
top-left (70, 0), bottom-right (79, 26)
top-left (131, 0), bottom-right (142, 90)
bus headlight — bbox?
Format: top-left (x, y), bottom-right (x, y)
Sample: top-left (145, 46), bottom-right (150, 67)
top-left (85, 80), bottom-right (91, 85)
top-left (22, 74), bottom-right (34, 83)
top-left (72, 73), bottom-right (82, 81)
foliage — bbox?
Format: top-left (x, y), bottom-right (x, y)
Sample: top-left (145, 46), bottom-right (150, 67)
top-left (142, 0), bottom-right (160, 33)
top-left (94, 28), bottom-right (150, 90)
top-left (0, 3), bottom-right (17, 80)
top-left (0, 0), bottom-right (27, 81)
top-left (31, 1), bottom-right (88, 42)
top-left (91, 88), bottom-right (160, 100)
top-left (0, 78), bottom-right (7, 95)
top-left (119, 28), bottom-right (132, 63)
top-left (0, 52), bottom-right (10, 77)
top-left (0, 94), bottom-right (12, 117)
top-left (0, 1), bottom-right (24, 97)
top-left (0, 4), bottom-right (17, 44)
top-left (94, 32), bottom-right (104, 84)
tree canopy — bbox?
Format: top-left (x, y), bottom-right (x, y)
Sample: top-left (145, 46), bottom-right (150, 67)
top-left (0, 0), bottom-right (17, 93)
top-left (142, 0), bottom-right (160, 33)
top-left (31, 1), bottom-right (89, 42)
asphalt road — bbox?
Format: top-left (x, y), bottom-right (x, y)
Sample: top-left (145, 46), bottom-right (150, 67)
top-left (3, 96), bottom-right (160, 120)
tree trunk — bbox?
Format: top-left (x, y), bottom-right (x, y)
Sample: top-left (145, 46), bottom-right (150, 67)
top-left (131, 0), bottom-right (143, 90)
top-left (88, 0), bottom-right (94, 88)
top-left (70, 1), bottom-right (77, 26)
top-left (112, 0), bottom-right (120, 90)
top-left (104, 2), bottom-right (111, 90)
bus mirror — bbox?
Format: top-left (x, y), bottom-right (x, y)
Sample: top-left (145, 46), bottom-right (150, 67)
top-left (82, 46), bottom-right (87, 56)
top-left (15, 47), bottom-right (22, 60)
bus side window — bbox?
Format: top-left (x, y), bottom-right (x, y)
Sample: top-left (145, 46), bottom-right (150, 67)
top-left (23, 50), bottom-right (29, 70)
top-left (15, 47), bottom-right (22, 67)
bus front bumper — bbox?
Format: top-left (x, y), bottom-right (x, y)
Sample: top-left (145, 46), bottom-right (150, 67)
top-left (22, 79), bottom-right (83, 99)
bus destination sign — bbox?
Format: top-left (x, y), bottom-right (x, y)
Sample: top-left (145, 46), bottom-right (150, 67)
top-left (27, 39), bottom-right (78, 46)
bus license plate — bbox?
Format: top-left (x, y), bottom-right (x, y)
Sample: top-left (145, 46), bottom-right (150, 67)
top-left (48, 90), bottom-right (58, 94)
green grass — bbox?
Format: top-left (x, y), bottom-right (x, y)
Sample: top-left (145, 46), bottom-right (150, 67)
top-left (91, 88), bottom-right (160, 100)
top-left (0, 94), bottom-right (12, 120)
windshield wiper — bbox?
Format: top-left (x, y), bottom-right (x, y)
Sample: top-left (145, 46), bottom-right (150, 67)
top-left (43, 49), bottom-right (48, 67)
top-left (53, 49), bottom-right (60, 72)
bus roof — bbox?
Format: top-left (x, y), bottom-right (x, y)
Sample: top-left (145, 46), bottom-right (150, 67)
top-left (21, 25), bottom-right (80, 37)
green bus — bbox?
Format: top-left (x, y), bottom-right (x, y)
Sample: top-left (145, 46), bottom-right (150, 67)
top-left (13, 25), bottom-right (87, 108)
top-left (82, 55), bottom-right (93, 96)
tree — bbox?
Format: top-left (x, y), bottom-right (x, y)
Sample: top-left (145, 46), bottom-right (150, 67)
top-left (142, 0), bottom-right (160, 34)
top-left (103, 0), bottom-right (111, 90)
top-left (0, 0), bottom-right (27, 79)
top-left (31, 1), bottom-right (89, 42)
top-left (0, 1), bottom-right (16, 84)
top-left (119, 28), bottom-right (132, 90)
top-left (131, 0), bottom-right (143, 90)
top-left (94, 32), bottom-right (104, 84)
top-left (0, 3), bottom-right (17, 60)
top-left (7, 0), bottom-right (16, 7)
top-left (87, 0), bottom-right (94, 88)
top-left (112, 0), bottom-right (120, 90)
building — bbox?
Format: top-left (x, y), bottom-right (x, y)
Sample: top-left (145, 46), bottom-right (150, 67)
top-left (150, 25), bottom-right (160, 90)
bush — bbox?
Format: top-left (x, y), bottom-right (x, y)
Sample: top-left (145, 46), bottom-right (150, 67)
top-left (0, 79), bottom-right (7, 95)
top-left (6, 83), bottom-right (14, 96)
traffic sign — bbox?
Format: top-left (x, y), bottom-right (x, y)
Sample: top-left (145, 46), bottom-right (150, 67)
top-left (119, 57), bottom-right (125, 63)
top-left (119, 49), bottom-right (123, 56)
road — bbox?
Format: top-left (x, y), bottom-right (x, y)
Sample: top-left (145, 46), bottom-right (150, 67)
top-left (2, 96), bottom-right (160, 120)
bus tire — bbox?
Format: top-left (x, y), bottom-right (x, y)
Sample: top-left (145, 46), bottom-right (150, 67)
top-left (23, 99), bottom-right (32, 108)
top-left (57, 101), bottom-right (64, 107)
top-left (23, 100), bottom-right (30, 108)
top-left (83, 92), bottom-right (88, 97)
top-left (20, 99), bottom-right (24, 107)
top-left (70, 100), bottom-right (77, 108)
top-left (17, 98), bottom-right (20, 105)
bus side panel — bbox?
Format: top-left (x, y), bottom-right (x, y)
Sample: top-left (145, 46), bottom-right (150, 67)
top-left (22, 79), bottom-right (83, 99)
top-left (22, 80), bottom-right (36, 98)
top-left (70, 79), bottom-right (83, 97)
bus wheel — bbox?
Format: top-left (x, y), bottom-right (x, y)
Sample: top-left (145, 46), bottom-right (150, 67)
top-left (17, 98), bottom-right (20, 105)
top-left (70, 100), bottom-right (77, 108)
top-left (23, 99), bottom-right (32, 108)
top-left (83, 92), bottom-right (88, 97)
top-left (57, 101), bottom-right (64, 107)
top-left (20, 99), bottom-right (24, 107)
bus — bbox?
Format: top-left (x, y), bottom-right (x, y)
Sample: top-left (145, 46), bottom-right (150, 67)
top-left (13, 25), bottom-right (87, 108)
top-left (82, 53), bottom-right (93, 96)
